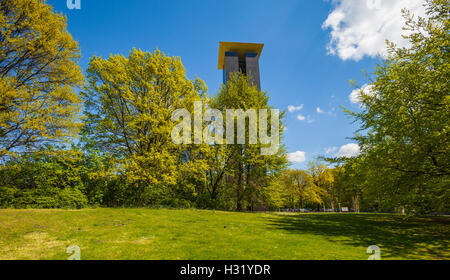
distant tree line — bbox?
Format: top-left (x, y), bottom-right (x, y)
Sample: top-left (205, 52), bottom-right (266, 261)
top-left (0, 0), bottom-right (448, 214)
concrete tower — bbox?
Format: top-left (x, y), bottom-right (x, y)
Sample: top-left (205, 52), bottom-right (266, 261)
top-left (218, 42), bottom-right (264, 90)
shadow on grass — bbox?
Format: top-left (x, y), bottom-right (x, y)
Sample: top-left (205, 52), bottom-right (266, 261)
top-left (267, 214), bottom-right (450, 259)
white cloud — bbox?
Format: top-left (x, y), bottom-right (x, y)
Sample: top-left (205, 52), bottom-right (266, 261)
top-left (325, 147), bottom-right (338, 154)
top-left (337, 143), bottom-right (361, 158)
top-left (350, 84), bottom-right (376, 104)
top-left (297, 114), bottom-right (315, 123)
top-left (317, 107), bottom-right (335, 115)
top-left (288, 105), bottom-right (304, 113)
top-left (323, 0), bottom-right (427, 61)
top-left (288, 151), bottom-right (307, 163)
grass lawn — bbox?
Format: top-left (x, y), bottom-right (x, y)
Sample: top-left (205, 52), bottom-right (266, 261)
top-left (0, 209), bottom-right (448, 260)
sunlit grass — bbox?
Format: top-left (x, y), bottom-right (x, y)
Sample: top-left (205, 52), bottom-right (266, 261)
top-left (0, 209), bottom-right (448, 260)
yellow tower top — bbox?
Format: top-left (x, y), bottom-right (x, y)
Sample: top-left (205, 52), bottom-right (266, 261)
top-left (217, 42), bottom-right (264, 70)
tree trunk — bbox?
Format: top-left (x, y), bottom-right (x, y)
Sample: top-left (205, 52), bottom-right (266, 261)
top-left (352, 195), bottom-right (361, 213)
top-left (236, 161), bottom-right (244, 211)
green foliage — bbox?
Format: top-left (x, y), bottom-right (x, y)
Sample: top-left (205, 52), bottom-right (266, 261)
top-left (0, 148), bottom-right (87, 208)
top-left (205, 73), bottom-right (288, 211)
top-left (82, 48), bottom-right (210, 207)
top-left (0, 145), bottom-right (120, 209)
top-left (0, 0), bottom-right (84, 158)
top-left (78, 148), bottom-right (116, 206)
top-left (339, 0), bottom-right (450, 214)
top-left (267, 163), bottom-right (336, 211)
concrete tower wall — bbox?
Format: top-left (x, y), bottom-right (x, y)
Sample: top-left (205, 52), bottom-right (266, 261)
top-left (224, 52), bottom-right (239, 84)
top-left (245, 53), bottom-right (261, 90)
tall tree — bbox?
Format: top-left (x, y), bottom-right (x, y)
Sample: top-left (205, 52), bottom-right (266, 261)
top-left (210, 73), bottom-right (287, 211)
top-left (82, 49), bottom-right (209, 205)
top-left (345, 0), bottom-right (449, 213)
top-left (0, 0), bottom-right (84, 159)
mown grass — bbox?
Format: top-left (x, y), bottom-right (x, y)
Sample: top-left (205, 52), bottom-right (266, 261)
top-left (0, 209), bottom-right (448, 260)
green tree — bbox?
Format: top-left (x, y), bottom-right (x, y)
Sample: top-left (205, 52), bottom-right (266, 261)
top-left (210, 73), bottom-right (287, 211)
top-left (0, 0), bottom-right (84, 159)
top-left (82, 48), bottom-right (209, 206)
top-left (308, 162), bottom-right (336, 211)
top-left (287, 169), bottom-right (322, 209)
top-left (345, 0), bottom-right (449, 213)
top-left (268, 169), bottom-right (324, 211)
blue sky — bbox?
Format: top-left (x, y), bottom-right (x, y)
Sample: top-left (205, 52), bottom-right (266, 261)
top-left (48, 0), bottom-right (425, 169)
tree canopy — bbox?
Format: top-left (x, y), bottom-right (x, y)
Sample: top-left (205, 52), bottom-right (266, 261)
top-left (341, 0), bottom-right (449, 214)
top-left (0, 0), bottom-right (84, 159)
top-left (82, 48), bottom-right (212, 205)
